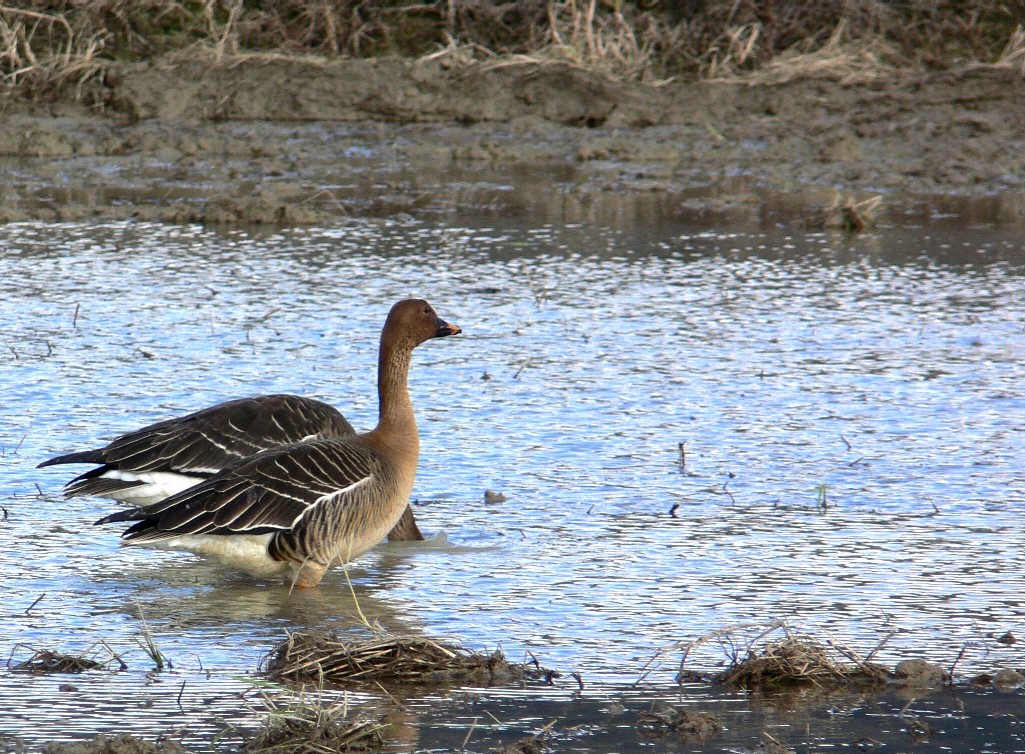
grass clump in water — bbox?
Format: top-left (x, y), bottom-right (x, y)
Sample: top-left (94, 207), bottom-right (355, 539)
top-left (678, 621), bottom-right (891, 691)
top-left (243, 694), bottom-right (384, 754)
top-left (264, 629), bottom-right (551, 689)
top-left (8, 643), bottom-right (125, 675)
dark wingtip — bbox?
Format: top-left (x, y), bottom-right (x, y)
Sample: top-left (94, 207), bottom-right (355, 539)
top-left (94, 509), bottom-right (137, 527)
top-left (37, 449), bottom-right (104, 469)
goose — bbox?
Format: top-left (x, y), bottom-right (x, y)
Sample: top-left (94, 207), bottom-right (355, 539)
top-left (53, 299), bottom-right (459, 588)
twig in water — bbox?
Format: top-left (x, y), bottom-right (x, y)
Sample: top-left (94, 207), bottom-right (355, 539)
top-left (25, 593), bottom-right (46, 615)
top-left (948, 642), bottom-right (969, 686)
top-left (863, 631), bottom-right (895, 663)
top-left (840, 435), bottom-right (852, 451)
top-left (135, 601), bottom-right (169, 671)
top-left (73, 303), bottom-right (80, 327)
top-left (460, 717), bottom-right (477, 750)
top-left (177, 680), bottom-right (187, 712)
top-left (721, 479), bottom-right (735, 504)
top-left (678, 441), bottom-right (686, 469)
top-left (513, 360), bottom-right (531, 379)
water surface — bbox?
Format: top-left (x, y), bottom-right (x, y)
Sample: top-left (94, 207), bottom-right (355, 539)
top-left (1, 219), bottom-right (1023, 750)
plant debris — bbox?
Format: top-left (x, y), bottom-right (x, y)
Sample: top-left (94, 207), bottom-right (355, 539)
top-left (243, 701), bottom-right (384, 754)
top-left (678, 622), bottom-right (891, 691)
top-left (637, 703), bottom-right (722, 740)
top-left (264, 630), bottom-right (552, 689)
top-left (8, 646), bottom-right (120, 675)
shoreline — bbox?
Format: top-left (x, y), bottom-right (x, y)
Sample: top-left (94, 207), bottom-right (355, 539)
top-left (2, 57), bottom-right (1025, 228)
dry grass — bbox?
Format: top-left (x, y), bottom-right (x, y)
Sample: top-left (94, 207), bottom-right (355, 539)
top-left (264, 630), bottom-right (550, 689)
top-left (8, 643), bottom-right (124, 674)
top-left (243, 692), bottom-right (384, 754)
top-left (0, 5), bottom-right (108, 99)
top-left (709, 22), bottom-right (901, 85)
top-left (804, 193), bottom-right (883, 233)
top-left (1, 0), bottom-right (1024, 99)
top-left (678, 621), bottom-right (891, 691)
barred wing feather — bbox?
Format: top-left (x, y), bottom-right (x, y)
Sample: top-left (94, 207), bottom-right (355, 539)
top-left (96, 395), bottom-right (355, 474)
top-left (107, 440), bottom-right (377, 543)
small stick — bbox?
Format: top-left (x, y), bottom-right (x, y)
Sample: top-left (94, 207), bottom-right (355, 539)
top-left (948, 642), bottom-right (969, 686)
top-left (176, 679), bottom-right (187, 712)
top-left (72, 303), bottom-right (80, 328)
top-left (721, 479), bottom-right (736, 504)
top-left (678, 441), bottom-right (686, 469)
top-left (840, 435), bottom-right (852, 451)
top-left (25, 593), bottom-right (46, 615)
top-left (459, 717), bottom-right (477, 750)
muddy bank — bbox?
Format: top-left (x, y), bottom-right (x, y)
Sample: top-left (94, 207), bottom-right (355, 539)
top-left (3, 56), bottom-right (1025, 226)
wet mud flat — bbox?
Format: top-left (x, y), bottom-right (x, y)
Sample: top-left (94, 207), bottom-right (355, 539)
top-left (3, 57), bottom-right (1025, 227)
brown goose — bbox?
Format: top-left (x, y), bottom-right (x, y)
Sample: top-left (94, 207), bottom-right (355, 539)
top-left (84, 299), bottom-right (458, 588)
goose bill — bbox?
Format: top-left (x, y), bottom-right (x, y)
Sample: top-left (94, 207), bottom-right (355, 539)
top-left (434, 320), bottom-right (461, 338)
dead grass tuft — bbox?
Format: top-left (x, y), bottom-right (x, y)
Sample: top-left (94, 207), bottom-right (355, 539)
top-left (710, 22), bottom-right (901, 85)
top-left (8, 643), bottom-right (124, 674)
top-left (264, 630), bottom-right (551, 689)
top-left (804, 193), bottom-right (883, 232)
top-left (244, 694), bottom-right (384, 754)
top-left (678, 621), bottom-right (891, 691)
top-left (0, 5), bottom-right (108, 100)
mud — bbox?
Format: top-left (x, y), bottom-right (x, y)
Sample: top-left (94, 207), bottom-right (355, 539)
top-left (3, 56), bottom-right (1025, 226)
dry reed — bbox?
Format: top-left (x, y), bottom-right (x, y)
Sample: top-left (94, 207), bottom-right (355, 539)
top-left (243, 693), bottom-right (384, 754)
top-left (2, 1), bottom-right (1024, 100)
top-left (678, 621), bottom-right (891, 690)
top-left (8, 643), bottom-right (124, 674)
top-left (264, 630), bottom-right (547, 689)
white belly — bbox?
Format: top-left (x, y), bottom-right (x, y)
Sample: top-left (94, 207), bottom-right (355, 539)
top-left (137, 533), bottom-right (288, 577)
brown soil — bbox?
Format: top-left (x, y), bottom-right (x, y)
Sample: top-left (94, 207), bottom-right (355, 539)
top-left (3, 55), bottom-right (1025, 227)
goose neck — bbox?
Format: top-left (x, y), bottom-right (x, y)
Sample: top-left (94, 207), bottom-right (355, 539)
top-left (377, 342), bottom-right (417, 436)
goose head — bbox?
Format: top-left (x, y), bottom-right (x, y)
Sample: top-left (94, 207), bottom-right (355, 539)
top-left (382, 299), bottom-right (461, 350)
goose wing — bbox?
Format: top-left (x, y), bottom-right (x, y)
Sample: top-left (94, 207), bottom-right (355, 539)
top-left (97, 439), bottom-right (378, 542)
top-left (41, 394), bottom-right (355, 475)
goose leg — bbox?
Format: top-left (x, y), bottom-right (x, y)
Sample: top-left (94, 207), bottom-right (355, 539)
top-left (291, 561), bottom-right (328, 589)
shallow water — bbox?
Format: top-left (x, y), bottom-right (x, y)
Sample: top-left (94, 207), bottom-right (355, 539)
top-left (1, 219), bottom-right (1024, 750)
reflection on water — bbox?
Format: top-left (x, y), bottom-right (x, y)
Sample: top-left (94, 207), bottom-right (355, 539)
top-left (1, 219), bottom-right (1023, 750)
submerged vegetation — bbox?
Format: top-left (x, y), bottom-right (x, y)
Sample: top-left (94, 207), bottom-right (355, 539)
top-left (1, 0), bottom-right (1024, 98)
